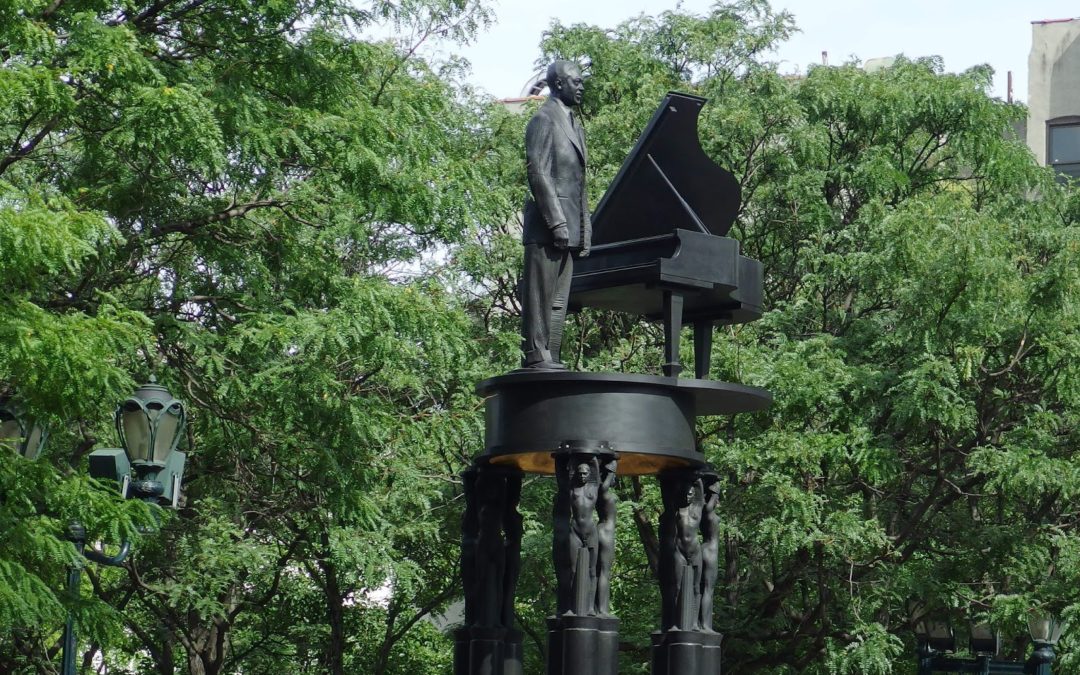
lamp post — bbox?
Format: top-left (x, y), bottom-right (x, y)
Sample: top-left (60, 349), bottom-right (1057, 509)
top-left (909, 603), bottom-right (1065, 675)
top-left (8, 380), bottom-right (188, 675)
top-left (60, 523), bottom-right (130, 675)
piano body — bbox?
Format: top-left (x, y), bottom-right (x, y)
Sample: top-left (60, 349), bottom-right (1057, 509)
top-left (570, 92), bottom-right (764, 378)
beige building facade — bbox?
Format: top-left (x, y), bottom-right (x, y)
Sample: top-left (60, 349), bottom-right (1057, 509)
top-left (1027, 17), bottom-right (1080, 177)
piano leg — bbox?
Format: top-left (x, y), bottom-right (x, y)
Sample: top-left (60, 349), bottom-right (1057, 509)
top-left (662, 290), bottom-right (684, 377)
top-left (693, 321), bottom-right (713, 380)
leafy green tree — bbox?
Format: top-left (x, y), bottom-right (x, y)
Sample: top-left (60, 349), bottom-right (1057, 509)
top-left (0, 0), bottom-right (518, 673)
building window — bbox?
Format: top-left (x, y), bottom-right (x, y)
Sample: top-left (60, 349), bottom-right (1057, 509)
top-left (1047, 117), bottom-right (1080, 178)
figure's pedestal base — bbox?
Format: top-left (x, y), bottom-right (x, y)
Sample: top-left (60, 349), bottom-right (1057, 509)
top-left (454, 627), bottom-right (523, 675)
top-left (546, 615), bottom-right (619, 675)
top-left (651, 629), bottom-right (722, 674)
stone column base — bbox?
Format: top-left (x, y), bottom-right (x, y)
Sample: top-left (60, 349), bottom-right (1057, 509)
top-left (454, 626), bottom-right (523, 675)
top-left (546, 615), bottom-right (619, 675)
top-left (651, 629), bottom-right (722, 674)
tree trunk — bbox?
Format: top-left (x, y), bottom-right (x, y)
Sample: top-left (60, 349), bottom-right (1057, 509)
top-left (317, 530), bottom-right (346, 675)
top-left (373, 603), bottom-right (397, 675)
top-left (629, 477), bottom-right (660, 576)
top-left (185, 609), bottom-right (225, 675)
top-left (155, 629), bottom-right (174, 675)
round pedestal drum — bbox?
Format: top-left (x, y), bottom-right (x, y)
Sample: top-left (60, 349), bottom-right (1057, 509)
top-left (476, 371), bottom-right (771, 475)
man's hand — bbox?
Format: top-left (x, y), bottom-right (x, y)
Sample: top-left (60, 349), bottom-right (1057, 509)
top-left (600, 459), bottom-right (616, 489)
top-left (579, 245), bottom-right (590, 258)
top-left (552, 224), bottom-right (569, 250)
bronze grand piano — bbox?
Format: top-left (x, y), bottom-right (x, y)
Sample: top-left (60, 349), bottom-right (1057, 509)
top-left (570, 92), bottom-right (763, 378)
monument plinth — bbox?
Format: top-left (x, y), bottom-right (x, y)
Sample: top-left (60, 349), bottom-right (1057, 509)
top-left (478, 371), bottom-right (770, 474)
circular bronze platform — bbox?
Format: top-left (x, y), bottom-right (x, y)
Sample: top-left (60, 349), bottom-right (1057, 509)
top-left (476, 371), bottom-right (771, 475)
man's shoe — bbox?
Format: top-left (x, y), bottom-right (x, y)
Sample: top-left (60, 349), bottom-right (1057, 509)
top-left (523, 359), bottom-right (567, 371)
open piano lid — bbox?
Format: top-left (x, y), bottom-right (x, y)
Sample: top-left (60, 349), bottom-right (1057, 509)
top-left (589, 92), bottom-right (741, 246)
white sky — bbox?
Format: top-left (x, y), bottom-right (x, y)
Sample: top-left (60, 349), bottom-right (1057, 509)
top-left (447, 0), bottom-right (1080, 102)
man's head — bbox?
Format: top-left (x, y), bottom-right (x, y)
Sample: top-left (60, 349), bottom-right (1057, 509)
top-left (573, 461), bottom-right (591, 485)
top-left (547, 60), bottom-right (584, 108)
top-left (684, 483), bottom-right (696, 505)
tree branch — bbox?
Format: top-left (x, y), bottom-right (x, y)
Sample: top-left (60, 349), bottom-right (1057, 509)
top-left (40, 0), bottom-right (65, 19)
top-left (149, 199), bottom-right (284, 237)
top-left (0, 118), bottom-right (57, 178)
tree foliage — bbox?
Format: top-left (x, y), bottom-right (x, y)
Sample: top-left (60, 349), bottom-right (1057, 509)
top-left (1, 0), bottom-right (513, 673)
top-left (3, 1), bottom-right (1080, 674)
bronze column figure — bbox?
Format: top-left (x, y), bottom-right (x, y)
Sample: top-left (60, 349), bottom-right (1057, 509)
top-left (456, 465), bottom-right (524, 675)
top-left (595, 457), bottom-right (618, 617)
top-left (652, 467), bottom-right (723, 675)
top-left (699, 472), bottom-right (721, 630)
top-left (699, 473), bottom-right (723, 671)
top-left (547, 446), bottom-right (618, 675)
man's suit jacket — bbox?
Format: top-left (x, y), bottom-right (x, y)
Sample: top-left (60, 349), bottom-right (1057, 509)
top-left (523, 97), bottom-right (591, 251)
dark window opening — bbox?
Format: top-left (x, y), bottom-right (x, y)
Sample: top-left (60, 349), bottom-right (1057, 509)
top-left (1048, 117), bottom-right (1080, 179)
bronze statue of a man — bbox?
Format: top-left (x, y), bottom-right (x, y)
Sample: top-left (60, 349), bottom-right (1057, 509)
top-left (521, 60), bottom-right (592, 370)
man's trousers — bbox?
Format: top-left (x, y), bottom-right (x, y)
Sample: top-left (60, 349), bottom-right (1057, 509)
top-left (521, 243), bottom-right (574, 366)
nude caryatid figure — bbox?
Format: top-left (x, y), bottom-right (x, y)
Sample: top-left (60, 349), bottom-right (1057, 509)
top-left (553, 454), bottom-right (603, 615)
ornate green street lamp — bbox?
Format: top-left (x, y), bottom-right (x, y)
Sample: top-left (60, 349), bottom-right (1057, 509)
top-left (88, 377), bottom-right (187, 507)
top-left (1027, 611), bottom-right (1064, 675)
top-left (0, 399), bottom-right (48, 460)
top-left (910, 601), bottom-right (1065, 674)
top-left (970, 622), bottom-right (1001, 656)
